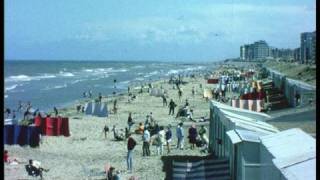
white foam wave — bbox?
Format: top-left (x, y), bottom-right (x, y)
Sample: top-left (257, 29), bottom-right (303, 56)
top-left (120, 81), bottom-right (130, 84)
top-left (59, 72), bottom-right (75, 77)
top-left (42, 84), bottom-right (67, 91)
top-left (5, 84), bottom-right (18, 91)
top-left (133, 65), bottom-right (144, 69)
top-left (70, 79), bottom-right (87, 84)
top-left (134, 78), bottom-right (144, 81)
top-left (5, 74), bottom-right (56, 82)
top-left (5, 75), bottom-right (32, 82)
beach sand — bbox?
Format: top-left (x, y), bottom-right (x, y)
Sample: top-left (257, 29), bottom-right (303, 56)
top-left (4, 76), bottom-right (217, 180)
top-left (4, 61), bottom-right (316, 179)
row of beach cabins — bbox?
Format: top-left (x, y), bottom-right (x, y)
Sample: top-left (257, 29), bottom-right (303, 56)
top-left (201, 64), bottom-right (315, 180)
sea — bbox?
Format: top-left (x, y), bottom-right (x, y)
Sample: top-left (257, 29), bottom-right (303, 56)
top-left (4, 60), bottom-right (217, 116)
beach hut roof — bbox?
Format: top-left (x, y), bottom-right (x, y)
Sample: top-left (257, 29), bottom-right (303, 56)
top-left (211, 101), bottom-right (278, 134)
top-left (286, 78), bottom-right (316, 91)
top-left (272, 152), bottom-right (315, 180)
top-left (226, 129), bottom-right (268, 144)
top-left (260, 128), bottom-right (316, 180)
top-left (260, 128), bottom-right (315, 159)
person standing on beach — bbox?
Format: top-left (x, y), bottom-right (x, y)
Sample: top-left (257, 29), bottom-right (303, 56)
top-left (17, 101), bottom-right (23, 112)
top-left (165, 125), bottom-right (172, 154)
top-left (113, 99), bottom-right (117, 114)
top-left (178, 88), bottom-right (182, 101)
top-left (162, 95), bottom-right (167, 107)
top-left (176, 122), bottom-right (184, 150)
top-left (168, 99), bottom-right (176, 115)
top-left (188, 124), bottom-right (197, 150)
top-left (142, 129), bottom-right (151, 156)
top-left (127, 133), bottom-right (136, 173)
top-left (103, 124), bottom-right (109, 139)
top-left (53, 107), bottom-right (58, 117)
top-left (192, 87), bottom-right (195, 97)
top-left (156, 126), bottom-right (166, 155)
top-left (98, 93), bottom-right (103, 103)
top-left (127, 113), bottom-right (134, 132)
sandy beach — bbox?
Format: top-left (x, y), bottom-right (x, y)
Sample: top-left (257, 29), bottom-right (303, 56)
top-left (4, 74), bottom-right (217, 180)
top-left (4, 61), bottom-right (316, 180)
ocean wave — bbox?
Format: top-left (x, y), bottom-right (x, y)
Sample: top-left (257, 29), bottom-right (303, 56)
top-left (70, 79), bottom-right (86, 84)
top-left (5, 74), bottom-right (56, 82)
top-left (134, 77), bottom-right (144, 81)
top-left (119, 81), bottom-right (130, 84)
top-left (41, 84), bottom-right (67, 91)
top-left (5, 94), bottom-right (8, 98)
top-left (5, 84), bottom-right (18, 91)
top-left (133, 65), bottom-right (145, 69)
top-left (59, 72), bottom-right (75, 77)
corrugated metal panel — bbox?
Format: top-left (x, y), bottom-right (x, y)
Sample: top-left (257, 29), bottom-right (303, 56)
top-left (226, 130), bottom-right (242, 144)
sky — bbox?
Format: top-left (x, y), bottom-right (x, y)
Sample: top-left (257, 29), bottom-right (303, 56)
top-left (5, 0), bottom-right (316, 62)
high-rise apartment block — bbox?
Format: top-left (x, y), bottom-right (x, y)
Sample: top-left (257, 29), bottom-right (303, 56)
top-left (300, 31), bottom-right (316, 64)
top-left (240, 40), bottom-right (269, 61)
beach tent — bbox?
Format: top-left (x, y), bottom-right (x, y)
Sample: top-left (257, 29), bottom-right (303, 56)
top-left (259, 128), bottom-right (315, 180)
top-left (85, 102), bottom-right (93, 115)
top-left (93, 103), bottom-right (108, 117)
top-left (209, 100), bottom-right (278, 158)
top-left (226, 129), bottom-right (270, 180)
top-left (4, 125), bottom-right (41, 147)
top-left (85, 102), bottom-right (108, 117)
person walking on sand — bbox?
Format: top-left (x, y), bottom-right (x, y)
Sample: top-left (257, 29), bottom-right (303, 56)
top-left (168, 99), bottom-right (176, 115)
top-left (178, 88), bottom-right (182, 101)
top-left (176, 122), bottom-right (184, 150)
top-left (142, 129), bottom-right (151, 156)
top-left (103, 124), bottom-right (109, 139)
top-left (188, 124), bottom-right (197, 150)
top-left (98, 93), bottom-right (103, 103)
top-left (113, 99), bottom-right (117, 114)
top-left (192, 87), bottom-right (195, 97)
top-left (156, 126), bottom-right (166, 155)
top-left (162, 95), bottom-right (167, 107)
top-left (127, 133), bottom-right (136, 173)
top-left (165, 125), bottom-right (172, 154)
top-left (127, 112), bottom-right (134, 132)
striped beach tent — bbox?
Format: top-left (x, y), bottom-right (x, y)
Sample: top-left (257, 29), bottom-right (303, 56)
top-left (172, 158), bottom-right (230, 180)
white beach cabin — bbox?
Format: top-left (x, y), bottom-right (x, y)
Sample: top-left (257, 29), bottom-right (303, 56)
top-left (209, 100), bottom-right (279, 179)
top-left (259, 128), bottom-right (316, 180)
